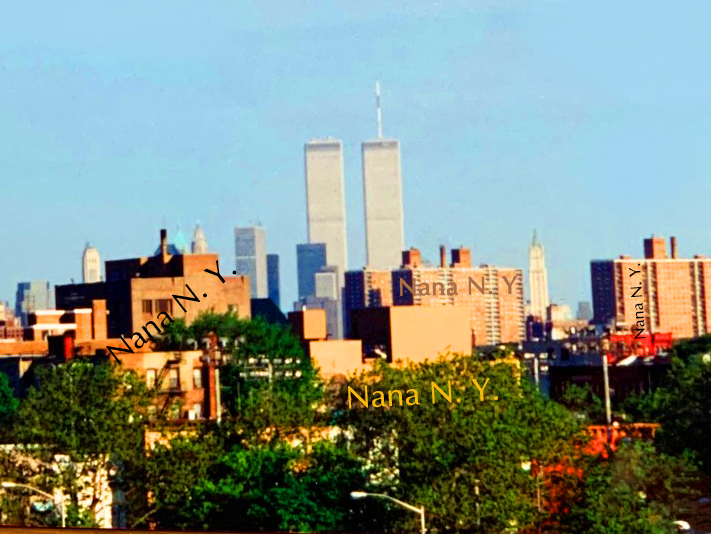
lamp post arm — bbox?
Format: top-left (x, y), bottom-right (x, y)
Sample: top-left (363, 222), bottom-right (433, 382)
top-left (6, 484), bottom-right (54, 502)
top-left (368, 492), bottom-right (423, 514)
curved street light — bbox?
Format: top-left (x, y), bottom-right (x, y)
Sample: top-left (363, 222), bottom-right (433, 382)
top-left (351, 491), bottom-right (425, 534)
top-left (1, 482), bottom-right (65, 528)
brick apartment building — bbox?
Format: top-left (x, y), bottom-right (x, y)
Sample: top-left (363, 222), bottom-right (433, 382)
top-left (55, 229), bottom-right (251, 338)
top-left (345, 246), bottom-right (525, 346)
top-left (591, 235), bottom-right (711, 339)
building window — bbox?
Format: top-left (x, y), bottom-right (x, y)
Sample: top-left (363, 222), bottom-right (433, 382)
top-left (142, 300), bottom-right (153, 314)
top-left (168, 368), bottom-right (179, 390)
top-left (156, 299), bottom-right (173, 314)
top-left (193, 403), bottom-right (202, 419)
top-left (193, 368), bottom-right (203, 388)
top-left (146, 369), bottom-right (156, 389)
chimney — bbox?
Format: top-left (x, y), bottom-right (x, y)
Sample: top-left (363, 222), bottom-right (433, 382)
top-left (671, 236), bottom-right (678, 259)
top-left (402, 248), bottom-right (421, 268)
top-left (451, 247), bottom-right (472, 268)
top-left (160, 228), bottom-right (168, 257)
top-left (643, 236), bottom-right (666, 260)
top-left (439, 245), bottom-right (446, 268)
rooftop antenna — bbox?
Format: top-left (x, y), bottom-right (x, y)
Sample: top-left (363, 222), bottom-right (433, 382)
top-left (376, 81), bottom-right (383, 139)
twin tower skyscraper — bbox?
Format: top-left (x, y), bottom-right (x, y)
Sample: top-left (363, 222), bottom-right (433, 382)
top-left (304, 83), bottom-right (405, 285)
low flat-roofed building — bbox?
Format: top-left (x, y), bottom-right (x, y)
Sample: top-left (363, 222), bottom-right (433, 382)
top-left (290, 306), bottom-right (472, 378)
top-left (351, 305), bottom-right (471, 365)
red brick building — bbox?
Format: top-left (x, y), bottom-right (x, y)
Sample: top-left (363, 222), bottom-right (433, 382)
top-left (591, 235), bottom-right (711, 339)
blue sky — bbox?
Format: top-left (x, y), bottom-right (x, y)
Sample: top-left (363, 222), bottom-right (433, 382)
top-left (2, 1), bottom-right (711, 311)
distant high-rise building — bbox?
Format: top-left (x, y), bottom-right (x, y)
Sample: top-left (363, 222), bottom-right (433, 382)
top-left (304, 138), bottom-right (348, 287)
top-left (173, 225), bottom-right (189, 255)
top-left (267, 254), bottom-right (280, 309)
top-left (235, 226), bottom-right (267, 298)
top-left (591, 235), bottom-right (711, 339)
top-left (361, 84), bottom-right (404, 270)
top-left (577, 301), bottom-right (593, 322)
top-left (82, 243), bottom-right (101, 283)
top-left (345, 246), bottom-right (525, 346)
top-left (191, 223), bottom-right (208, 254)
top-left (15, 281), bottom-right (54, 326)
top-left (528, 230), bottom-right (550, 319)
top-left (296, 243), bottom-right (327, 301)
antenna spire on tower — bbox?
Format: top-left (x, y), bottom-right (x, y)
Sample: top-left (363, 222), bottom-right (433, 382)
top-left (376, 81), bottom-right (383, 139)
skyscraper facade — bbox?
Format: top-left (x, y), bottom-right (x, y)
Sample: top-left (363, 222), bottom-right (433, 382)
top-left (591, 235), bottom-right (711, 339)
top-left (15, 281), bottom-right (54, 326)
top-left (192, 223), bottom-right (208, 254)
top-left (296, 243), bottom-right (327, 301)
top-left (82, 243), bottom-right (102, 283)
top-left (304, 139), bottom-right (348, 286)
top-left (266, 253), bottom-right (280, 309)
top-left (361, 139), bottom-right (404, 269)
top-left (234, 226), bottom-right (267, 299)
top-left (577, 301), bottom-right (593, 322)
top-left (528, 230), bottom-right (550, 319)
top-left (345, 246), bottom-right (525, 346)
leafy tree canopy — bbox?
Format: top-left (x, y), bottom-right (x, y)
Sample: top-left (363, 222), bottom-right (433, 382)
top-left (339, 354), bottom-right (585, 534)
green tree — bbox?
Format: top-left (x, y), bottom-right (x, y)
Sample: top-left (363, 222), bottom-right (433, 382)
top-left (652, 353), bottom-right (711, 472)
top-left (558, 383), bottom-right (605, 424)
top-left (136, 433), bottom-right (225, 529)
top-left (0, 372), bottom-right (19, 431)
top-left (13, 360), bottom-right (154, 526)
top-left (339, 354), bottom-right (585, 534)
top-left (177, 440), bottom-right (367, 532)
top-left (160, 312), bottom-right (324, 445)
top-left (558, 440), bottom-right (697, 534)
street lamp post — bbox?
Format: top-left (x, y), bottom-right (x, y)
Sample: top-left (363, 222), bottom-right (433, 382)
top-left (1, 482), bottom-right (65, 528)
top-left (351, 491), bottom-right (425, 534)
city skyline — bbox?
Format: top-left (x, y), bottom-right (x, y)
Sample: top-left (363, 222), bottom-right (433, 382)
top-left (4, 1), bottom-right (711, 311)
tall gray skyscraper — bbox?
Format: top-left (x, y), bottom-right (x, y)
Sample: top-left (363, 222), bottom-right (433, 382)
top-left (528, 229), bottom-right (550, 319)
top-left (296, 243), bottom-right (327, 301)
top-left (15, 281), bottom-right (54, 326)
top-left (577, 301), bottom-right (593, 322)
top-left (191, 223), bottom-right (208, 254)
top-left (266, 253), bottom-right (280, 309)
top-left (362, 84), bottom-right (404, 269)
top-left (304, 138), bottom-right (348, 287)
top-left (235, 226), bottom-right (267, 299)
top-left (82, 243), bottom-right (101, 283)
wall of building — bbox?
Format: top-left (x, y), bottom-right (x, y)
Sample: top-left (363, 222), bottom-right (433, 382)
top-left (309, 339), bottom-right (367, 378)
top-left (389, 306), bottom-right (471, 364)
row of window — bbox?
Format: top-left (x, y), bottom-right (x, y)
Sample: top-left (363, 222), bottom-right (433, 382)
top-left (142, 299), bottom-right (173, 315)
top-left (145, 367), bottom-right (203, 390)
top-left (147, 402), bottom-right (203, 420)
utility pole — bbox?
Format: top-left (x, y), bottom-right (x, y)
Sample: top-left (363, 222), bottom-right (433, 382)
top-left (602, 352), bottom-right (612, 435)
